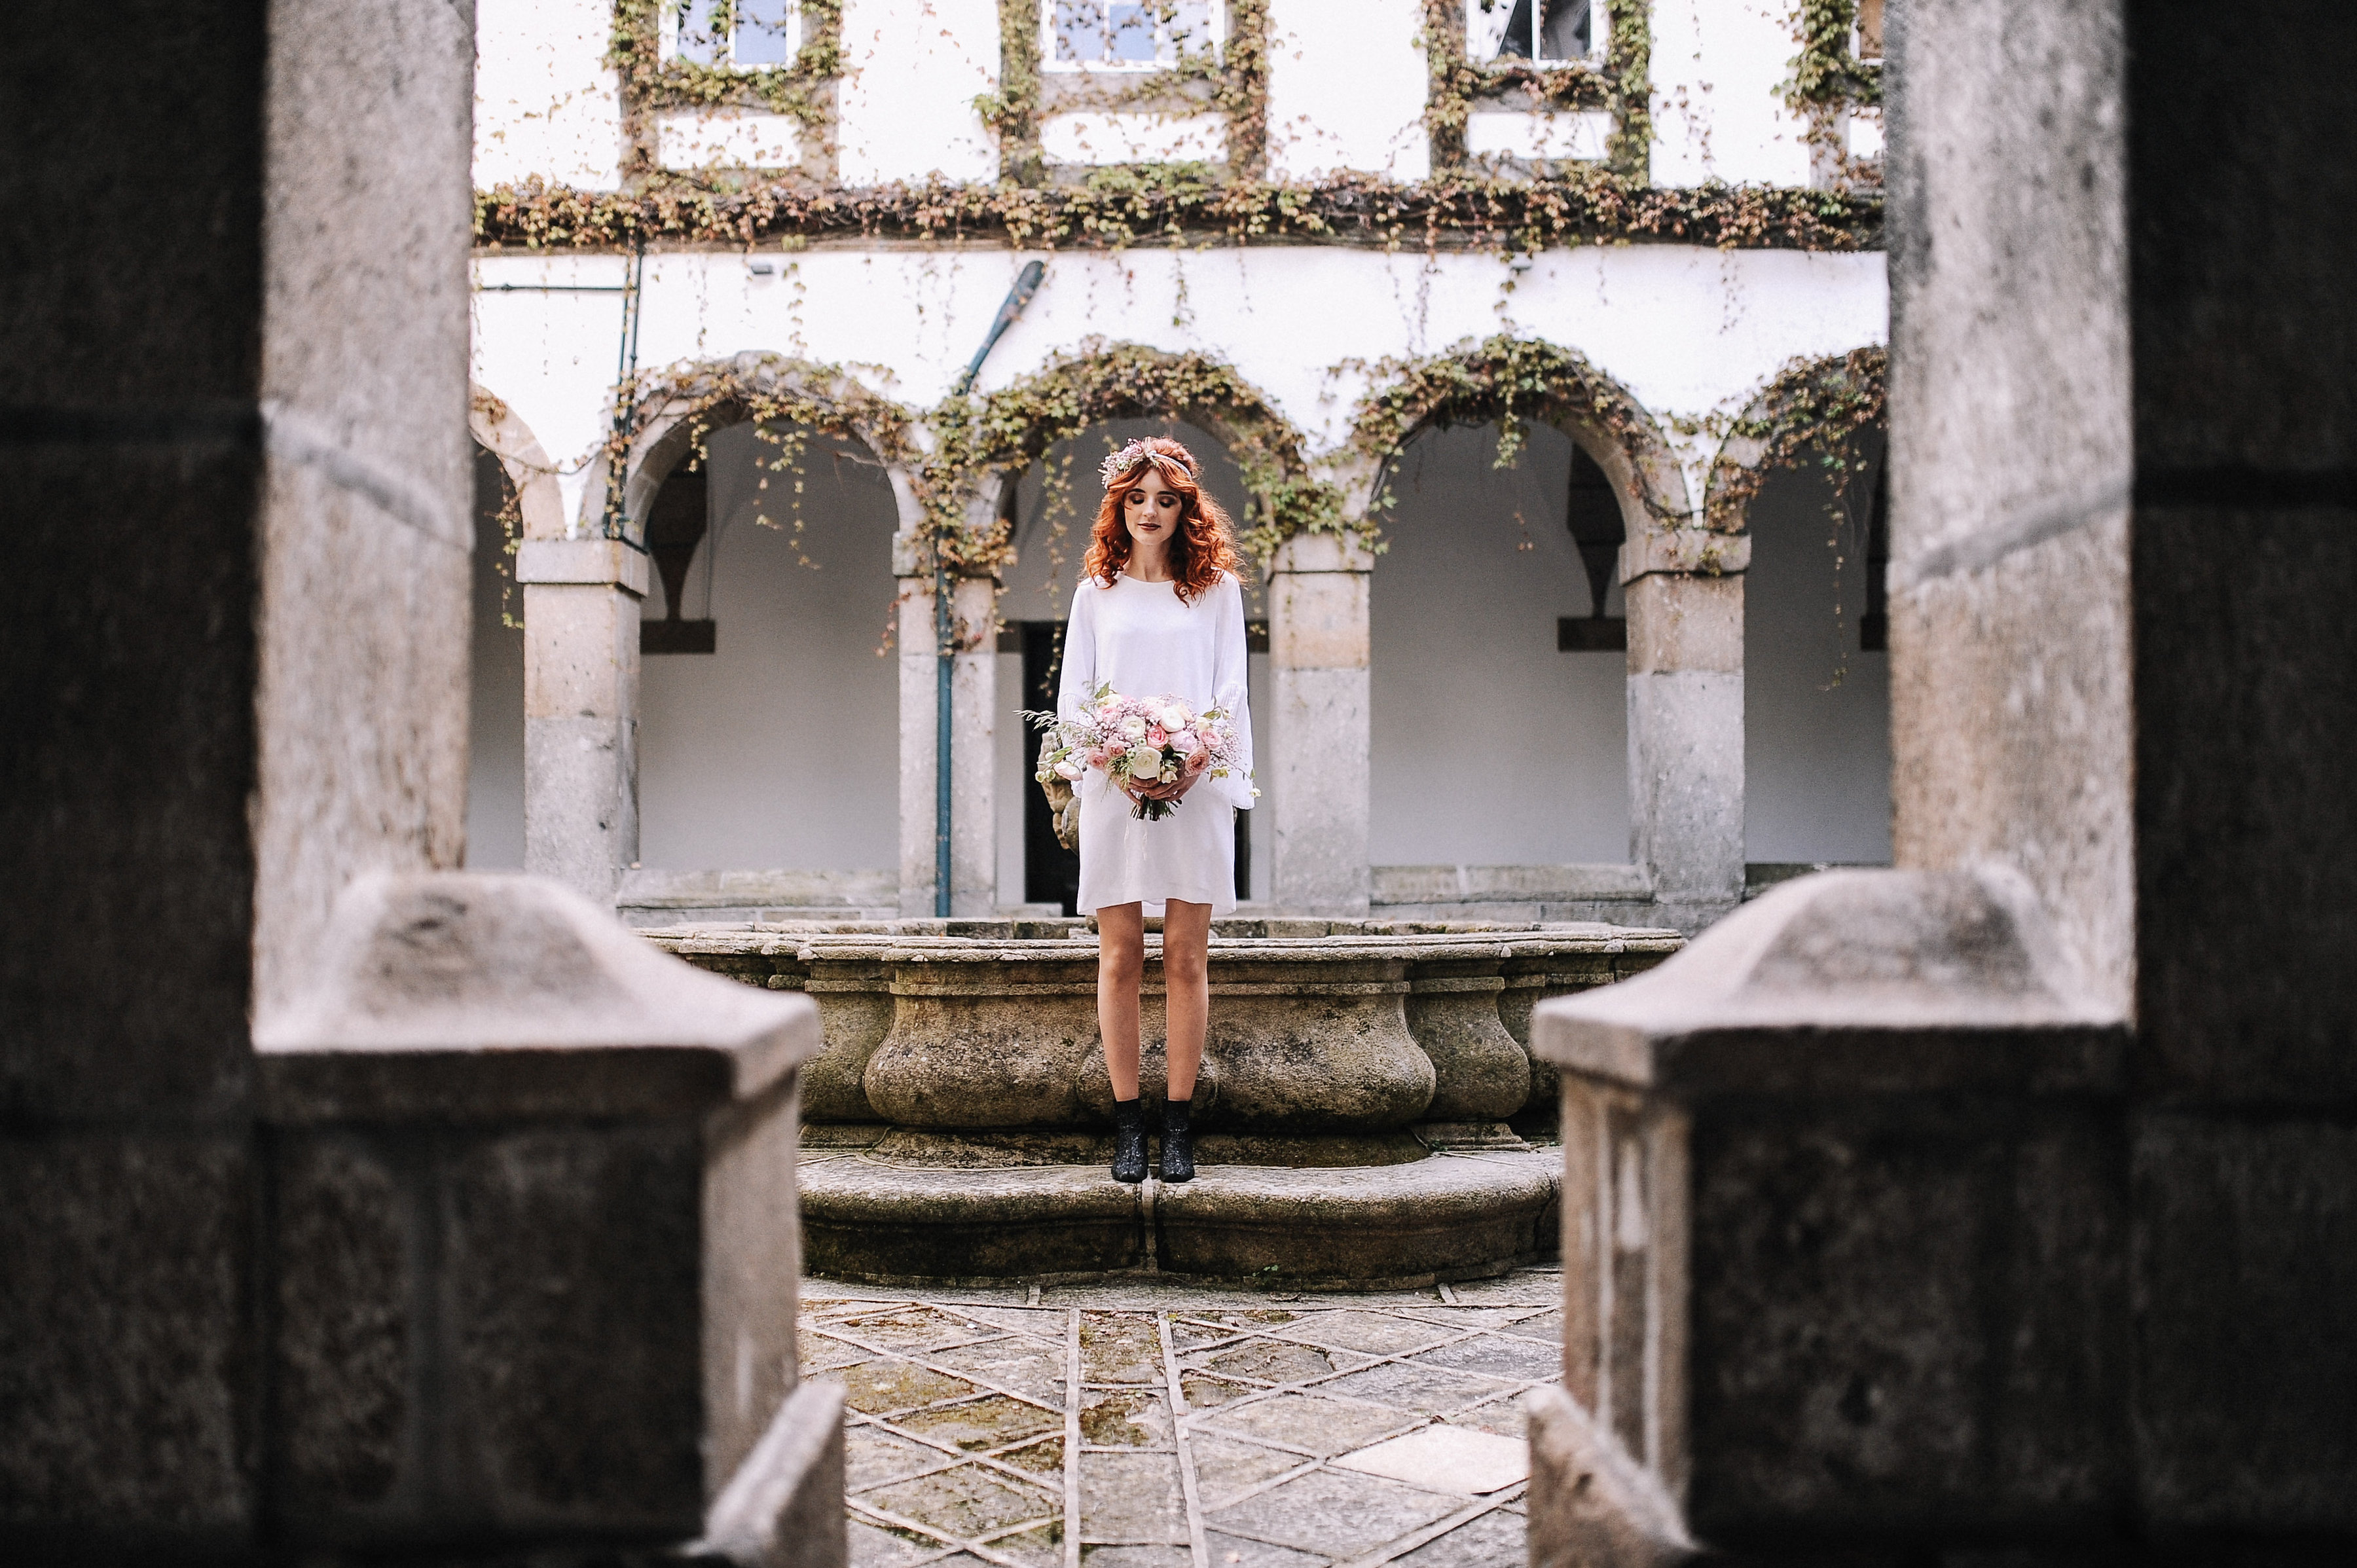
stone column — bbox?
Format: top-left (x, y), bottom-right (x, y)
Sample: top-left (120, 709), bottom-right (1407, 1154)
top-left (1529, 1), bottom-right (2357, 1561)
top-left (1622, 530), bottom-right (1748, 932)
top-left (896, 566), bottom-right (999, 919)
top-left (1269, 531), bottom-right (1372, 915)
top-left (519, 537), bottom-right (646, 902)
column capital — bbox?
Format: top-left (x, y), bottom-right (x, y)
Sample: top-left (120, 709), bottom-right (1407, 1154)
top-left (1618, 527), bottom-right (1749, 583)
top-left (517, 538), bottom-right (649, 597)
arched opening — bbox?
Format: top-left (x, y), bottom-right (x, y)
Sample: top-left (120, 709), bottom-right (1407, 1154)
top-left (632, 418), bottom-right (904, 898)
top-left (1369, 420), bottom-right (1630, 873)
top-left (466, 441), bottom-right (527, 869)
top-left (1740, 430), bottom-right (1892, 871)
top-left (993, 417), bottom-right (1271, 913)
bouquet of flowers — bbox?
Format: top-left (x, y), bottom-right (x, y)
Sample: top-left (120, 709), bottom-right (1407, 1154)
top-left (1027, 682), bottom-right (1248, 822)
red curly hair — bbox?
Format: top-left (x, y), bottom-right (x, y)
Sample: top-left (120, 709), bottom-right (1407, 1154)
top-left (1082, 436), bottom-right (1241, 603)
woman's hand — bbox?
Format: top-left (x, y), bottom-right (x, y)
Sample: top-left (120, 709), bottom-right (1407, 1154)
top-left (1129, 748), bottom-right (1209, 803)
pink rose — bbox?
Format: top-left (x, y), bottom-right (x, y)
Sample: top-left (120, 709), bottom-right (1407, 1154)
top-left (1146, 726), bottom-right (1167, 747)
top-left (1167, 730), bottom-right (1199, 756)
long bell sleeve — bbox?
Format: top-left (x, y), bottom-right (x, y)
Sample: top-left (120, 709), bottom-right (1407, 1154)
top-left (1057, 579), bottom-right (1099, 722)
top-left (1208, 574), bottom-right (1256, 812)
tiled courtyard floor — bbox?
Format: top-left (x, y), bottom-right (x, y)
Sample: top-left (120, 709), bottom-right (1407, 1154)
top-left (800, 1267), bottom-right (1564, 1568)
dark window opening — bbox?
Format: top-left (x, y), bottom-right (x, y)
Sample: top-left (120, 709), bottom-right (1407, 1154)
top-left (1560, 439), bottom-right (1624, 651)
top-left (1491, 0), bottom-right (1598, 63)
top-left (642, 464), bottom-right (717, 655)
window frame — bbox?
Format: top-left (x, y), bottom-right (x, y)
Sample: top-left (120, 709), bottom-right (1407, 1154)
top-left (663, 0), bottom-right (805, 73)
top-left (1467, 0), bottom-right (1609, 69)
top-left (1038, 1), bottom-right (1228, 77)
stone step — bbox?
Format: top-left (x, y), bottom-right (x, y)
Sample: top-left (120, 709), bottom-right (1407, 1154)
top-left (798, 1142), bottom-right (1561, 1289)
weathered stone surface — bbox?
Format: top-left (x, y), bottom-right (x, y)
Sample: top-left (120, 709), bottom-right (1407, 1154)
top-left (1526, 1386), bottom-right (1693, 1568)
top-left (801, 1158), bottom-right (1148, 1279)
top-left (0, 1135), bottom-right (255, 1537)
top-left (1405, 962), bottom-right (1527, 1121)
top-left (1153, 1156), bottom-right (1558, 1286)
top-left (701, 1380), bottom-right (849, 1568)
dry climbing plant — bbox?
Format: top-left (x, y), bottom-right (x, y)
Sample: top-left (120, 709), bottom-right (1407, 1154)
top-left (1421, 0), bottom-right (1653, 181)
top-left (923, 339), bottom-right (1345, 576)
top-left (978, 0), bottom-right (1270, 183)
top-left (1694, 343), bottom-right (1888, 680)
top-left (600, 356), bottom-right (915, 566)
top-left (1781, 0), bottom-right (1884, 191)
top-left (1344, 333), bottom-right (1687, 532)
top-left (609, 0), bottom-right (845, 181)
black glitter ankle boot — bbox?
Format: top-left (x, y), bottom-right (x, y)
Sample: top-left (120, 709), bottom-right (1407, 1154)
top-left (1160, 1098), bottom-right (1195, 1184)
top-left (1110, 1097), bottom-right (1147, 1183)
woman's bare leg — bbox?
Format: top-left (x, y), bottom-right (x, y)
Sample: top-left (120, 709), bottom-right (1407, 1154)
top-left (1096, 903), bottom-right (1146, 1099)
top-left (1161, 900), bottom-right (1212, 1101)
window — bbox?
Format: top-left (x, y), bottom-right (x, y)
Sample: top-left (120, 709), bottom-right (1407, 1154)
top-left (1854, 0), bottom-right (1885, 61)
top-left (1044, 1), bottom-right (1222, 71)
top-left (1471, 0), bottom-right (1605, 65)
top-left (669, 0), bottom-right (801, 69)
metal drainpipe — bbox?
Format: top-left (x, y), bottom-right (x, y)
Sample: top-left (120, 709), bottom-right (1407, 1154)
top-left (936, 261), bottom-right (1046, 918)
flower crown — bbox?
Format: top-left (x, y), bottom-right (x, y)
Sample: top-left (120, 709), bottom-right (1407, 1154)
top-left (1098, 439), bottom-right (1198, 490)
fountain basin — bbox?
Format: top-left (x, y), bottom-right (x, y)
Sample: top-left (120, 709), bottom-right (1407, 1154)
top-left (653, 919), bottom-right (1679, 1285)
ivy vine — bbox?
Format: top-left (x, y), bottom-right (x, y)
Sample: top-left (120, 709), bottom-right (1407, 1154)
top-left (1781, 0), bottom-right (1883, 191)
top-left (1343, 333), bottom-right (1689, 528)
top-left (476, 167), bottom-right (1877, 251)
top-left (599, 354), bottom-right (917, 556)
top-left (922, 339), bottom-right (1346, 574)
top-left (1421, 0), bottom-right (1652, 182)
top-left (609, 0), bottom-right (845, 179)
top-left (1694, 343), bottom-right (1884, 532)
top-left (976, 0), bottom-right (1269, 184)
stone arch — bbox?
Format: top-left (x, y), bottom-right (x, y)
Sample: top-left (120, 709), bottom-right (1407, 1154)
top-left (1703, 344), bottom-right (1887, 534)
top-left (932, 339), bottom-right (1334, 571)
top-left (1342, 334), bottom-right (1695, 553)
top-left (588, 352), bottom-right (923, 544)
top-left (467, 384), bottom-right (567, 541)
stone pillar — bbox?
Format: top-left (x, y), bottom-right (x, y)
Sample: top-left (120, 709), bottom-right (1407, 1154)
top-left (1269, 532), bottom-right (1372, 915)
top-left (2, 1), bottom-right (848, 1559)
top-left (1622, 530), bottom-right (1748, 931)
top-left (519, 538), bottom-right (646, 902)
top-left (1529, 1), bottom-right (2357, 1560)
top-left (897, 568), bottom-right (998, 919)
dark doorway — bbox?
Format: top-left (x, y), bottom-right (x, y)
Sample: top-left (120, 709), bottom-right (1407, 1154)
top-left (1019, 621), bottom-right (1083, 913)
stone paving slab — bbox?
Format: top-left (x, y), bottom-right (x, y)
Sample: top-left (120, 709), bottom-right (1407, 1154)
top-left (802, 1267), bottom-right (1565, 1567)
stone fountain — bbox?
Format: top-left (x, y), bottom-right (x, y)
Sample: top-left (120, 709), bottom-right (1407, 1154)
top-left (651, 918), bottom-right (1679, 1287)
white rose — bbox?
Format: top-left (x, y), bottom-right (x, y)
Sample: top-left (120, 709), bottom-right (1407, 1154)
top-left (1158, 704), bottom-right (1190, 730)
top-left (1053, 757), bottom-right (1084, 780)
top-left (1127, 744), bottom-right (1164, 780)
top-left (1121, 715), bottom-right (1148, 740)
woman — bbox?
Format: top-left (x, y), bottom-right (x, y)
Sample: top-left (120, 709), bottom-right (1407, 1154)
top-left (1057, 436), bottom-right (1255, 1185)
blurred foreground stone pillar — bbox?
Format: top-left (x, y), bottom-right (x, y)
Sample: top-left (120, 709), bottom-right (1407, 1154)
top-left (1526, 1), bottom-right (2357, 1561)
top-left (1269, 532), bottom-right (1372, 915)
top-left (1, 1), bottom-right (846, 1561)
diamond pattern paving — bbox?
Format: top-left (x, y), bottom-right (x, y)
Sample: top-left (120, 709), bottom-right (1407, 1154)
top-left (803, 1267), bottom-right (1565, 1567)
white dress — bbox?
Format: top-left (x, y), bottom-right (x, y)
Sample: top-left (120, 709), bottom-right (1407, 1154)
top-left (1058, 570), bottom-right (1256, 916)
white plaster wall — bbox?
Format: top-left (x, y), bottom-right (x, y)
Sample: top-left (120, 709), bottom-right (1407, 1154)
top-left (636, 422), bottom-right (904, 871)
top-left (837, 0), bottom-right (999, 184)
top-left (474, 246), bottom-right (1888, 526)
top-left (467, 447), bottom-right (528, 869)
top-left (1266, 0), bottom-right (1431, 179)
top-left (474, 0), bottom-right (625, 191)
top-left (1369, 422), bottom-right (1630, 866)
top-left (1742, 450), bottom-right (1892, 864)
top-left (1649, 0), bottom-right (1817, 188)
